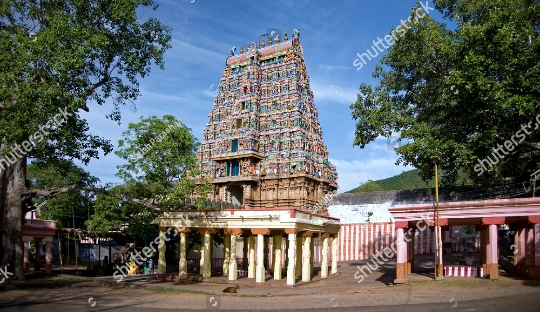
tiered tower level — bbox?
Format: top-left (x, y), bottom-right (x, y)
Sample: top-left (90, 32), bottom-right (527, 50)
top-left (197, 30), bottom-right (337, 213)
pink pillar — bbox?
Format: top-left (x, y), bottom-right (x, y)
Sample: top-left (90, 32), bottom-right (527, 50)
top-left (535, 224), bottom-right (540, 266)
top-left (34, 238), bottom-right (42, 271)
top-left (23, 241), bottom-right (30, 271)
top-left (395, 228), bottom-right (408, 282)
top-left (45, 242), bottom-right (53, 273)
top-left (516, 228), bottom-right (527, 276)
top-left (488, 224), bottom-right (499, 279)
top-left (531, 224), bottom-right (540, 280)
top-left (526, 228), bottom-right (535, 266)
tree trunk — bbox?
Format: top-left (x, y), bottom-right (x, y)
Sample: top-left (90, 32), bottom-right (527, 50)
top-left (0, 144), bottom-right (26, 281)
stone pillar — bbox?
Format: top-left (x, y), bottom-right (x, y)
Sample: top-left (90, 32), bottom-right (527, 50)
top-left (229, 234), bottom-right (238, 280)
top-left (179, 232), bottom-right (187, 277)
top-left (23, 239), bottom-right (30, 271)
top-left (252, 228), bottom-right (270, 283)
top-left (34, 238), bottom-right (42, 271)
top-left (285, 238), bottom-right (289, 269)
top-left (199, 228), bottom-right (216, 278)
top-left (331, 233), bottom-right (338, 274)
top-left (302, 231), bottom-right (312, 282)
top-left (263, 236), bottom-right (269, 268)
top-left (158, 228), bottom-right (166, 274)
top-left (223, 235), bottom-right (231, 276)
top-left (248, 235), bottom-right (256, 278)
top-left (286, 230), bottom-right (297, 286)
top-left (310, 237), bottom-right (315, 275)
top-left (295, 235), bottom-right (302, 277)
top-left (273, 234), bottom-right (283, 280)
top-left (321, 233), bottom-right (329, 278)
top-left (256, 234), bottom-right (265, 283)
top-left (395, 228), bottom-right (408, 282)
top-left (45, 238), bottom-right (53, 273)
top-left (242, 237), bottom-right (248, 270)
top-left (488, 224), bottom-right (499, 279)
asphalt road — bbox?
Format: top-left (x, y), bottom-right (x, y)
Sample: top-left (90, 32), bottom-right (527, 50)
top-left (0, 291), bottom-right (537, 312)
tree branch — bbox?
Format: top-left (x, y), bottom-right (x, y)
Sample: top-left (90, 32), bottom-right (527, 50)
top-left (22, 185), bottom-right (161, 211)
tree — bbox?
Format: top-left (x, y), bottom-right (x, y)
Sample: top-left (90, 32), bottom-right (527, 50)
top-left (354, 180), bottom-right (384, 193)
top-left (27, 159), bottom-right (98, 229)
top-left (350, 0), bottom-right (540, 187)
top-left (0, 0), bottom-right (171, 280)
top-left (88, 115), bottom-right (210, 244)
top-left (113, 114), bottom-right (210, 209)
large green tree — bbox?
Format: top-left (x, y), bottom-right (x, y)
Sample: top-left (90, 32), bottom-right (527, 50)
top-left (351, 0), bottom-right (540, 187)
top-left (0, 0), bottom-right (171, 280)
top-left (88, 115), bottom-right (210, 240)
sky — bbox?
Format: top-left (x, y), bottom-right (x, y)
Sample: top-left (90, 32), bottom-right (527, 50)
top-left (79, 0), bottom-right (444, 192)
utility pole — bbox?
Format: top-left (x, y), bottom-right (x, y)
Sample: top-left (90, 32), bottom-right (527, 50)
top-left (435, 164), bottom-right (443, 280)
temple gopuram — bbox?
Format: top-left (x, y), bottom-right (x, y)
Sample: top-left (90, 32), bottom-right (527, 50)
top-left (197, 29), bottom-right (338, 213)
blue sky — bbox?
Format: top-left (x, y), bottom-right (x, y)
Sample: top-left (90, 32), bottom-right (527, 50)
top-left (80, 0), bottom-right (443, 192)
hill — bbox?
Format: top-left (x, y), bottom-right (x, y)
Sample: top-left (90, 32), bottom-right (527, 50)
top-left (346, 169), bottom-right (473, 193)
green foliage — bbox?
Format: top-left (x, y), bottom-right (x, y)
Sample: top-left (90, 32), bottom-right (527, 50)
top-left (0, 0), bottom-right (172, 164)
top-left (114, 115), bottom-right (210, 209)
top-left (350, 0), bottom-right (540, 187)
top-left (352, 180), bottom-right (384, 192)
top-left (348, 169), bottom-right (473, 193)
top-left (27, 160), bottom-right (98, 228)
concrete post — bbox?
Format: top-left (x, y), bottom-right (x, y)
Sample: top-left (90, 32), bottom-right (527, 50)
top-left (310, 238), bottom-right (315, 275)
top-left (488, 224), bottom-right (499, 279)
top-left (179, 232), bottom-right (187, 277)
top-left (158, 229), bottom-right (166, 274)
top-left (273, 235), bottom-right (282, 280)
top-left (321, 234), bottom-right (329, 278)
top-left (331, 234), bottom-right (338, 274)
top-left (242, 237), bottom-right (248, 270)
top-left (286, 233), bottom-right (297, 286)
top-left (248, 236), bottom-right (255, 278)
top-left (201, 233), bottom-right (212, 278)
top-left (302, 235), bottom-right (312, 282)
top-left (395, 228), bottom-right (407, 282)
top-left (23, 240), bottom-right (29, 271)
top-left (228, 234), bottom-right (238, 280)
top-left (256, 234), bottom-right (265, 283)
top-left (295, 236), bottom-right (302, 277)
top-left (263, 236), bottom-right (269, 268)
top-left (532, 224), bottom-right (540, 279)
top-left (34, 238), bottom-right (42, 271)
top-left (45, 241), bottom-right (53, 273)
top-left (223, 235), bottom-right (231, 276)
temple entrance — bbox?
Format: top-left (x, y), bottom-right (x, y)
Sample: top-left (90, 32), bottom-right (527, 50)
top-left (229, 185), bottom-right (243, 206)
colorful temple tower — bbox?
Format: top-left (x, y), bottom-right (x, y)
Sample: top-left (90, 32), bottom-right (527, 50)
top-left (197, 30), bottom-right (337, 213)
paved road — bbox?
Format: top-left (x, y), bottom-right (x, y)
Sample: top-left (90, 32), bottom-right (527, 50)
top-left (0, 291), bottom-right (537, 311)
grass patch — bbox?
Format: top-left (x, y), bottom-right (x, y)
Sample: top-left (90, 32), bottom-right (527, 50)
top-left (13, 275), bottom-right (86, 287)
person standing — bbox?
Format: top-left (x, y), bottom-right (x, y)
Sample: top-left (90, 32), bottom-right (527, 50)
top-left (147, 258), bottom-right (154, 274)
